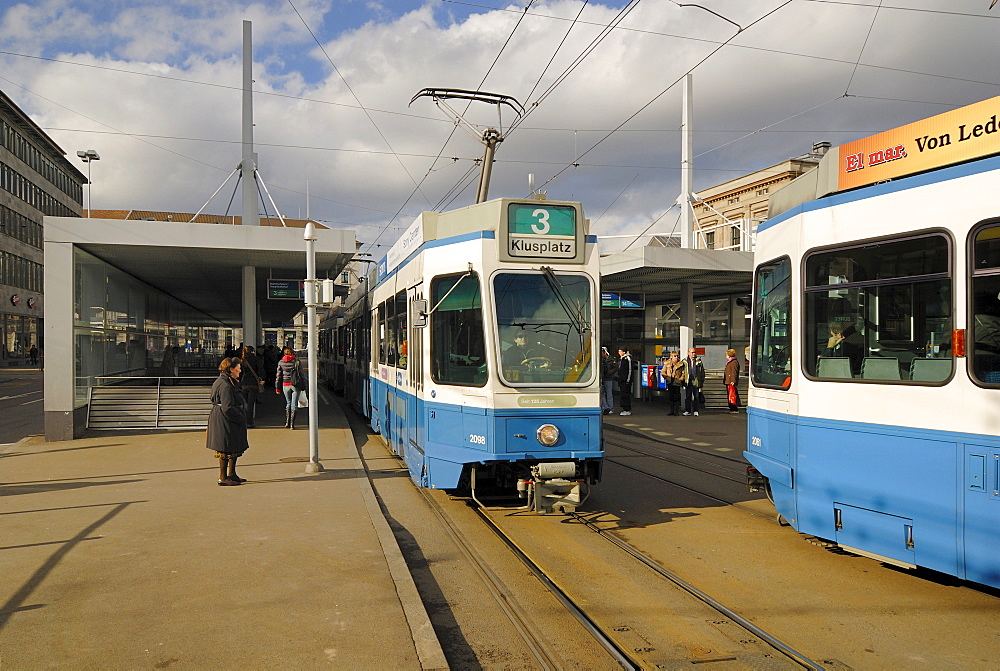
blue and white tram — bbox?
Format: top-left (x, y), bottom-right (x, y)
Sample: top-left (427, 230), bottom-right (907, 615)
top-left (348, 197), bottom-right (603, 512)
top-left (745, 96), bottom-right (1000, 588)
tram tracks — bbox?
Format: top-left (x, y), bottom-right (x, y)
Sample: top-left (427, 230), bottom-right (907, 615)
top-left (351, 408), bottom-right (822, 669)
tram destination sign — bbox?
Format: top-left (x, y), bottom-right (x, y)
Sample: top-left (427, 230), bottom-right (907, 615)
top-left (500, 201), bottom-right (585, 264)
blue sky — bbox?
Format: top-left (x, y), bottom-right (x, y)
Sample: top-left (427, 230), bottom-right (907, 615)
top-left (2, 0), bottom-right (999, 250)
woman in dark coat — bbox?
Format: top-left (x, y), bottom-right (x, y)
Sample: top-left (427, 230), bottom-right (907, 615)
top-left (207, 357), bottom-right (250, 486)
top-left (724, 348), bottom-right (741, 414)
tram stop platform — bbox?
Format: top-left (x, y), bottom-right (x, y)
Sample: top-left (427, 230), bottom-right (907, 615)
top-left (0, 390), bottom-right (448, 669)
top-left (601, 393), bottom-right (750, 456)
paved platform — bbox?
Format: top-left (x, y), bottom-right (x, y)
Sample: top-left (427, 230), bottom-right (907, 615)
top-left (0, 389), bottom-right (447, 669)
top-left (602, 392), bottom-right (749, 457)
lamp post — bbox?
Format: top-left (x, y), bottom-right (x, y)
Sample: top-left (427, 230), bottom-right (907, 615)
top-left (303, 221), bottom-right (323, 473)
top-left (76, 150), bottom-right (100, 217)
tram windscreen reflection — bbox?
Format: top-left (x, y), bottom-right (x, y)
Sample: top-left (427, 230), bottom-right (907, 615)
top-left (494, 272), bottom-right (594, 386)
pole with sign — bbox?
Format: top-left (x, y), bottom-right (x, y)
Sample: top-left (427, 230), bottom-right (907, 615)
top-left (303, 222), bottom-right (323, 473)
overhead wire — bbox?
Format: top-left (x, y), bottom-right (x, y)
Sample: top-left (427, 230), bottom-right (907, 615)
top-left (287, 0), bottom-right (433, 211)
top-left (843, 0), bottom-right (883, 96)
top-left (359, 0), bottom-right (538, 253)
top-left (531, 1), bottom-right (795, 194)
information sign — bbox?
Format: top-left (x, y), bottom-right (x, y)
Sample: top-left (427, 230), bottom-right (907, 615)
top-left (268, 279), bottom-right (304, 300)
top-left (601, 292), bottom-right (645, 309)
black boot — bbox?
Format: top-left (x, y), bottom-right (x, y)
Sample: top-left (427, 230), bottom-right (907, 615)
top-left (228, 456), bottom-right (245, 483)
top-left (289, 410), bottom-right (296, 429)
top-left (284, 408), bottom-right (291, 428)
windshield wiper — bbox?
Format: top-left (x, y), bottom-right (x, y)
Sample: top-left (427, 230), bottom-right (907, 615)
top-left (540, 266), bottom-right (589, 336)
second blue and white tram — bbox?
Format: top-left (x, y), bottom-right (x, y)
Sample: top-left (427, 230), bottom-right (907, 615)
top-left (745, 96), bottom-right (1000, 588)
top-left (343, 197), bottom-right (603, 512)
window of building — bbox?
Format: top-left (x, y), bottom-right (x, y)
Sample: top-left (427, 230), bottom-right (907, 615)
top-left (804, 233), bottom-right (951, 382)
top-left (751, 256), bottom-right (792, 389)
top-left (757, 188), bottom-right (769, 196)
top-left (730, 226), bottom-right (741, 249)
top-left (705, 231), bottom-right (715, 250)
top-left (430, 271), bottom-right (486, 386)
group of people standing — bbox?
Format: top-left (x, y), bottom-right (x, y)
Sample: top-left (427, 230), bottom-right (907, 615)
top-left (599, 346), bottom-right (742, 417)
top-left (205, 345), bottom-right (306, 487)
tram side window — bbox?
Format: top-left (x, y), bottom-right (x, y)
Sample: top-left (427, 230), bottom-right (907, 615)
top-left (751, 257), bottom-right (792, 389)
top-left (804, 234), bottom-right (952, 382)
top-left (377, 302), bottom-right (386, 365)
top-left (970, 223), bottom-right (1000, 385)
top-left (430, 272), bottom-right (486, 386)
top-left (395, 290), bottom-right (407, 370)
top-left (386, 294), bottom-right (397, 367)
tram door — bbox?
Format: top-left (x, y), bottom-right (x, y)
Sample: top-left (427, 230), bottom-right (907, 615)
top-left (963, 445), bottom-right (1000, 586)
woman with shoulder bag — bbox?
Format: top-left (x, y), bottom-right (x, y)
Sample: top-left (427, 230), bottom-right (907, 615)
top-left (724, 348), bottom-right (741, 414)
top-left (275, 347), bottom-right (302, 429)
top-left (659, 351), bottom-right (686, 416)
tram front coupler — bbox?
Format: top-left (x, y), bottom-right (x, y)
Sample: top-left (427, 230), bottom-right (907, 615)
top-left (746, 466), bottom-right (766, 492)
top-left (524, 462), bottom-right (585, 514)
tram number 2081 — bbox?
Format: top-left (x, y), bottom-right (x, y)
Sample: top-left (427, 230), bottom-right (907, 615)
top-left (750, 436), bottom-right (762, 448)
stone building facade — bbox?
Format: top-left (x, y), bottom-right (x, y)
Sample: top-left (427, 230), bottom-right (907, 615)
top-left (694, 142), bottom-right (830, 251)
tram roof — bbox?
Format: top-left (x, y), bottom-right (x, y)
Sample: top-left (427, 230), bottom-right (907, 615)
top-left (44, 216), bottom-right (357, 327)
top-left (600, 246), bottom-right (754, 305)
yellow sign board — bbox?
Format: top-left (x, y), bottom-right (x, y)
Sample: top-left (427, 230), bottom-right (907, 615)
top-left (838, 96), bottom-right (1000, 191)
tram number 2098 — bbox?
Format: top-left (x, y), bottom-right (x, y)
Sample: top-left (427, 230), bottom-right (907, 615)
top-left (469, 434), bottom-right (487, 445)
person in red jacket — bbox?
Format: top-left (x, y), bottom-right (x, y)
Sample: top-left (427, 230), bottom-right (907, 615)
top-left (274, 347), bottom-right (302, 429)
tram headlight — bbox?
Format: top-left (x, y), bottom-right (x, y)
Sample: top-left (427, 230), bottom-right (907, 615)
top-left (536, 423), bottom-right (560, 446)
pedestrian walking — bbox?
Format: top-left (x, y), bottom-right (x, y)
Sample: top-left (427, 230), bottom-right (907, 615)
top-left (28, 344), bottom-right (38, 367)
top-left (724, 348), bottom-right (741, 413)
top-left (206, 357), bottom-right (250, 486)
top-left (616, 347), bottom-right (633, 416)
top-left (275, 347), bottom-right (302, 429)
top-left (660, 350), bottom-right (686, 416)
top-left (682, 347), bottom-right (706, 416)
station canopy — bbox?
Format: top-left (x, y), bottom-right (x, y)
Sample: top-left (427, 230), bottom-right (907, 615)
top-left (600, 246), bottom-right (754, 305)
top-left (45, 216), bottom-right (357, 327)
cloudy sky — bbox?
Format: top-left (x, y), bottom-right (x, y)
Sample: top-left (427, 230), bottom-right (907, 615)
top-left (2, 0), bottom-right (998, 253)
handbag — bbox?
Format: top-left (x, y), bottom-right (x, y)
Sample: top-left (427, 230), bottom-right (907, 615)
top-left (727, 384), bottom-right (738, 406)
top-left (297, 390), bottom-right (309, 408)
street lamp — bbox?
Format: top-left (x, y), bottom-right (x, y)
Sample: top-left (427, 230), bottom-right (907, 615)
top-left (76, 149), bottom-right (100, 217)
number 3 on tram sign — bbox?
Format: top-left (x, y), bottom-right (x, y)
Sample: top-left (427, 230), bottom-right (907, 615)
top-left (503, 201), bottom-right (584, 264)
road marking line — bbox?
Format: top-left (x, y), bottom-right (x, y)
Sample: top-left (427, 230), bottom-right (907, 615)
top-left (692, 442), bottom-right (712, 446)
top-left (0, 390), bottom-right (43, 401)
top-left (674, 437), bottom-right (692, 442)
top-left (652, 431), bottom-right (673, 436)
top-left (20, 398), bottom-right (42, 405)
top-left (715, 447), bottom-right (735, 452)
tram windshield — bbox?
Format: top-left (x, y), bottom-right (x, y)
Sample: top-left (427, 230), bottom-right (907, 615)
top-left (493, 271), bottom-right (594, 386)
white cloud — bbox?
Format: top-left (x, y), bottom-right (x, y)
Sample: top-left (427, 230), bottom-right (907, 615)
top-left (2, 0), bottom-right (998, 249)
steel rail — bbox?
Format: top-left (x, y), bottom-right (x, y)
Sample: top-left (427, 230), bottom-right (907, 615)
top-left (472, 505), bottom-right (641, 671)
top-left (605, 437), bottom-right (747, 487)
top-left (414, 488), bottom-right (560, 670)
top-left (568, 511), bottom-right (825, 671)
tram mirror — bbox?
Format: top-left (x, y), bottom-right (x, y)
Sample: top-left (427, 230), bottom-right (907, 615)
top-left (411, 299), bottom-right (428, 328)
